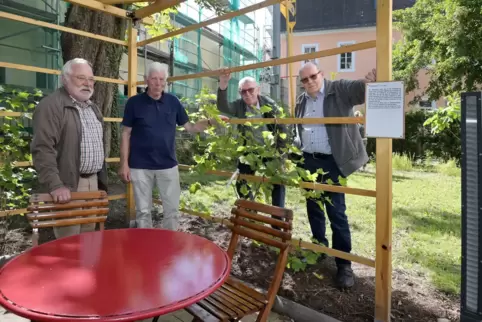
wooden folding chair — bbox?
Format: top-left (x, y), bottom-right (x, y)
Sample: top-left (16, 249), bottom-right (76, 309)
top-left (26, 191), bottom-right (109, 246)
top-left (185, 199), bottom-right (293, 322)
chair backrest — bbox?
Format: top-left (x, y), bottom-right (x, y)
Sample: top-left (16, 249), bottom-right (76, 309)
top-left (227, 199), bottom-right (293, 307)
top-left (26, 191), bottom-right (109, 245)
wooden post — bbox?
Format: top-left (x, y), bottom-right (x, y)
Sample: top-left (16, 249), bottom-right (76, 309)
top-left (375, 0), bottom-right (393, 321)
top-left (284, 0), bottom-right (296, 115)
top-left (126, 22), bottom-right (137, 226)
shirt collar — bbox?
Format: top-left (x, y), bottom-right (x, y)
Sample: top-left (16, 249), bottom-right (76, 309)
top-left (144, 88), bottom-right (165, 102)
top-left (70, 95), bottom-right (92, 108)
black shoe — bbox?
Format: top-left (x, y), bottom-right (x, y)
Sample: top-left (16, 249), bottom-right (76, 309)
top-left (335, 265), bottom-right (355, 289)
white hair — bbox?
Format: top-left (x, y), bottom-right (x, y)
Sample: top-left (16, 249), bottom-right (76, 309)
top-left (60, 58), bottom-right (92, 86)
top-left (146, 62), bottom-right (169, 78)
top-left (61, 58), bottom-right (92, 77)
top-left (238, 76), bottom-right (258, 90)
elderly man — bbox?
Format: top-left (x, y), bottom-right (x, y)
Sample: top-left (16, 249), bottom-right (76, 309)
top-left (119, 62), bottom-right (227, 230)
top-left (217, 71), bottom-right (288, 210)
top-left (293, 62), bottom-right (376, 289)
top-left (31, 58), bottom-right (108, 239)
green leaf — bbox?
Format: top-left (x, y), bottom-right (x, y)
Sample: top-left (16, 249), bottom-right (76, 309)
top-left (188, 182), bottom-right (201, 194)
top-left (279, 133), bottom-right (287, 140)
top-left (313, 272), bottom-right (324, 280)
top-left (259, 104), bottom-right (273, 114)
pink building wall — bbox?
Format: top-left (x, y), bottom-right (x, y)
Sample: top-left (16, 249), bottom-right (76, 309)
top-left (280, 27), bottom-right (441, 111)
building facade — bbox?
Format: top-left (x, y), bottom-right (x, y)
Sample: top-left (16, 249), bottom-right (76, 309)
top-left (279, 0), bottom-right (442, 111)
top-left (0, 0), bottom-right (271, 103)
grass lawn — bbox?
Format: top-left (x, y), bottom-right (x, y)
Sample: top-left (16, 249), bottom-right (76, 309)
top-left (178, 160), bottom-right (461, 295)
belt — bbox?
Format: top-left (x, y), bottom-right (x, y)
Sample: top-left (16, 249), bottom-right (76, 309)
top-left (303, 152), bottom-right (332, 159)
top-left (80, 173), bottom-right (96, 178)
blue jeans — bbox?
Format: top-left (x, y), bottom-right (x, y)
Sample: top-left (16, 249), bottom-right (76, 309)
top-left (236, 160), bottom-right (286, 208)
top-left (301, 153), bottom-right (352, 266)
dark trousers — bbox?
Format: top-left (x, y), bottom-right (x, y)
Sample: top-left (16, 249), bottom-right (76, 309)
top-left (236, 160), bottom-right (286, 208)
top-left (301, 153), bottom-right (352, 267)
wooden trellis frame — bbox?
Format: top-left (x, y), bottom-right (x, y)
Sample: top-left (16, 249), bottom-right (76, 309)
top-left (0, 0), bottom-right (394, 321)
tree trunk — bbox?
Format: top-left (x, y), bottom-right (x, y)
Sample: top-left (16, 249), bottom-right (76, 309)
top-left (61, 5), bottom-right (128, 158)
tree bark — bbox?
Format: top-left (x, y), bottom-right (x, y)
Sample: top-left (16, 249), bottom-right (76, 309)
top-left (61, 5), bottom-right (128, 158)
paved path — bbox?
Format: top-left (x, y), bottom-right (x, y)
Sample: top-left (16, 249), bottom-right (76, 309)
top-left (1, 307), bottom-right (290, 322)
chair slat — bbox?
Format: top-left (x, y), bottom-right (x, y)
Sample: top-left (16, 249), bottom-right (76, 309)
top-left (28, 200), bottom-right (108, 211)
top-left (235, 199), bottom-right (293, 219)
top-left (231, 217), bottom-right (291, 240)
top-left (184, 303), bottom-right (221, 322)
top-left (227, 277), bottom-right (268, 304)
top-left (196, 300), bottom-right (230, 320)
top-left (29, 191), bottom-right (107, 203)
top-left (221, 284), bottom-right (265, 307)
top-left (231, 208), bottom-right (291, 230)
top-left (232, 226), bottom-right (288, 250)
top-left (217, 287), bottom-right (258, 311)
top-left (30, 216), bottom-right (107, 229)
top-left (27, 208), bottom-right (109, 221)
top-left (203, 296), bottom-right (239, 318)
top-left (209, 292), bottom-right (246, 316)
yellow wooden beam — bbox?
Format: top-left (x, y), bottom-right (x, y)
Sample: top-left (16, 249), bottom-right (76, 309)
top-left (133, 0), bottom-right (185, 20)
top-left (137, 0), bottom-right (282, 47)
top-left (284, 0), bottom-right (295, 115)
top-left (137, 40), bottom-right (376, 84)
top-left (374, 0), bottom-right (393, 321)
top-left (126, 22), bottom-right (138, 224)
top-left (97, 0), bottom-right (150, 4)
top-left (1, 112), bottom-right (365, 126)
top-left (0, 11), bottom-right (127, 46)
top-left (0, 62), bottom-right (127, 84)
top-left (63, 0), bottom-right (154, 25)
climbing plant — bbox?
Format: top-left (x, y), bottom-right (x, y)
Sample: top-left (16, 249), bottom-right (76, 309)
top-left (0, 86), bottom-right (39, 211)
top-left (178, 88), bottom-right (345, 271)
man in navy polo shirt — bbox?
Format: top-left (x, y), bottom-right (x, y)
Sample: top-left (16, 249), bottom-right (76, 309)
top-left (119, 62), bottom-right (227, 230)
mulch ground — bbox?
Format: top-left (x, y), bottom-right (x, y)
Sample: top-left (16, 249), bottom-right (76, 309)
top-left (0, 185), bottom-right (460, 322)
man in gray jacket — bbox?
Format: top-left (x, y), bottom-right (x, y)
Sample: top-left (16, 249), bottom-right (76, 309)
top-left (294, 62), bottom-right (376, 289)
top-left (217, 70), bottom-right (288, 210)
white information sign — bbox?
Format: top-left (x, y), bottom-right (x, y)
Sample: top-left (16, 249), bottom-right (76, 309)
top-left (365, 81), bottom-right (405, 139)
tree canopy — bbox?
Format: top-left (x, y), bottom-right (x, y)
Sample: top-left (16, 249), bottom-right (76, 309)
top-left (393, 0), bottom-right (482, 101)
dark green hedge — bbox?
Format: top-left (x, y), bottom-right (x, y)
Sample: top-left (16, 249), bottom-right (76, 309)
top-left (366, 109), bottom-right (461, 163)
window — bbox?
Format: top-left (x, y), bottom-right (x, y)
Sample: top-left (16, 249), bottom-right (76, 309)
top-left (301, 44), bottom-right (318, 65)
top-left (337, 41), bottom-right (356, 72)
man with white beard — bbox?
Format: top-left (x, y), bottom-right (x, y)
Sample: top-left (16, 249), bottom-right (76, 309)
top-left (31, 58), bottom-right (108, 239)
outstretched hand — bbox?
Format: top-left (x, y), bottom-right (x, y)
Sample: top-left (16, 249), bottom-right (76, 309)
top-left (365, 68), bottom-right (377, 83)
top-left (219, 68), bottom-right (231, 90)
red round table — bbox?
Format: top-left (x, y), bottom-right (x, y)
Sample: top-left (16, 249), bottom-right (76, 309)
top-left (0, 228), bottom-right (231, 321)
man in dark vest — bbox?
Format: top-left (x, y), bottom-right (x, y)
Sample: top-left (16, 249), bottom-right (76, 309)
top-left (217, 70), bottom-right (288, 210)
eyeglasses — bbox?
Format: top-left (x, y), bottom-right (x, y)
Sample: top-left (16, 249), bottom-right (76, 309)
top-left (74, 75), bottom-right (95, 84)
top-left (239, 87), bottom-right (256, 95)
top-left (300, 71), bottom-right (320, 84)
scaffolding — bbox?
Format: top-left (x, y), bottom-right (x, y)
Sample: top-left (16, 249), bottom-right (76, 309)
top-left (0, 0), bottom-right (62, 92)
top-left (170, 0), bottom-right (263, 101)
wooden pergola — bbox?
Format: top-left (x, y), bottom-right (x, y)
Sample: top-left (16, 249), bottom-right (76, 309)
top-left (0, 0), bottom-right (394, 321)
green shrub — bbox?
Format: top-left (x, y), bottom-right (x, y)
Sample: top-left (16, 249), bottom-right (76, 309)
top-left (0, 87), bottom-right (40, 211)
top-left (392, 153), bottom-right (414, 171)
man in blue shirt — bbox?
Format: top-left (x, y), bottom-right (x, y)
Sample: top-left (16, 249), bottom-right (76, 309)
top-left (119, 62), bottom-right (227, 230)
